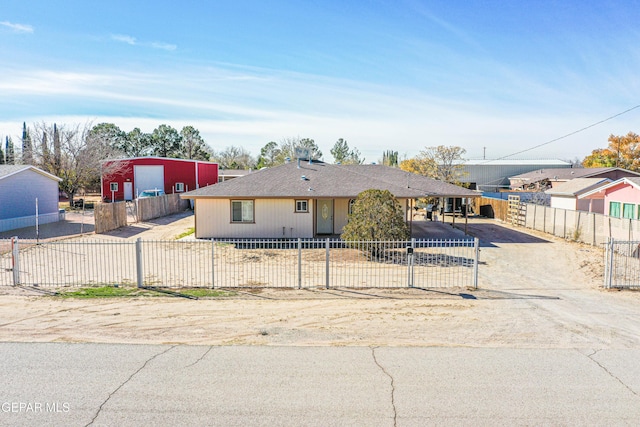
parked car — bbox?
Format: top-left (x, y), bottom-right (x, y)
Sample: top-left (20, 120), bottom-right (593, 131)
top-left (138, 189), bottom-right (166, 198)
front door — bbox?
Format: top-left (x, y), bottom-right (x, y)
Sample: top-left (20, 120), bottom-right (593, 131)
top-left (124, 182), bottom-right (133, 201)
top-left (317, 199), bottom-right (333, 234)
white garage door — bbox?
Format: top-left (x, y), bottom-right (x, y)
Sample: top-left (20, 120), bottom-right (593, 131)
top-left (134, 165), bottom-right (164, 197)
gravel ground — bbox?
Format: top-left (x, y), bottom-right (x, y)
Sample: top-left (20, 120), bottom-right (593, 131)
top-left (2, 216), bottom-right (639, 349)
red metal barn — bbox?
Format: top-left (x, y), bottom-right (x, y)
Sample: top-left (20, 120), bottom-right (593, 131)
top-left (101, 157), bottom-right (218, 201)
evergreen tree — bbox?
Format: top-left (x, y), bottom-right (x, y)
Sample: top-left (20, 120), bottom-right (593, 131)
top-left (179, 126), bottom-right (211, 160)
top-left (5, 136), bottom-right (15, 165)
top-left (341, 189), bottom-right (409, 258)
top-left (53, 123), bottom-right (62, 175)
top-left (151, 124), bottom-right (182, 158)
top-left (41, 131), bottom-right (52, 172)
top-left (21, 122), bottom-right (33, 165)
top-left (0, 141), bottom-right (5, 165)
top-left (382, 150), bottom-right (398, 167)
top-left (330, 138), bottom-right (364, 164)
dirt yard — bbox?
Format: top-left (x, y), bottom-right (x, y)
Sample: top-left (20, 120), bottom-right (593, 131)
top-left (1, 215), bottom-right (640, 349)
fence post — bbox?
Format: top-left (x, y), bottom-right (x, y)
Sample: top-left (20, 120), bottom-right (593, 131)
top-left (136, 238), bottom-right (143, 288)
top-left (606, 238), bottom-right (615, 289)
top-left (473, 237), bottom-right (480, 289)
top-left (11, 237), bottom-right (20, 286)
top-left (407, 239), bottom-right (415, 288)
top-left (211, 239), bottom-right (215, 289)
top-left (298, 238), bottom-right (302, 289)
top-left (325, 238), bottom-right (330, 289)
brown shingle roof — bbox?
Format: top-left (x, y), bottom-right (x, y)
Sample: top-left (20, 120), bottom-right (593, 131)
top-left (182, 161), bottom-right (478, 199)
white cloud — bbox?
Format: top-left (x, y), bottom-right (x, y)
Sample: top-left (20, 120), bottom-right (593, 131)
top-left (0, 62), bottom-right (637, 163)
top-left (111, 34), bottom-right (136, 45)
top-left (150, 42), bottom-right (177, 51)
top-left (110, 34), bottom-right (176, 51)
top-left (0, 21), bottom-right (33, 34)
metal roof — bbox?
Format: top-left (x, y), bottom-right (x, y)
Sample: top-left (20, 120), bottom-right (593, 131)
top-left (0, 165), bottom-right (62, 182)
top-left (509, 167), bottom-right (640, 182)
top-left (545, 178), bottom-right (611, 196)
top-left (459, 159), bottom-right (571, 166)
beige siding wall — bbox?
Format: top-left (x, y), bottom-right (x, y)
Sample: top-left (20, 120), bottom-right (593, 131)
top-left (334, 198), bottom-right (350, 234)
top-left (194, 196), bottom-right (414, 238)
top-left (550, 196), bottom-right (577, 211)
top-left (195, 198), bottom-right (314, 238)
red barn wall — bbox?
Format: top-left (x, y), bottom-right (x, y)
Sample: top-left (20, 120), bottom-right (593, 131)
top-left (198, 162), bottom-right (219, 188)
top-left (101, 158), bottom-right (219, 201)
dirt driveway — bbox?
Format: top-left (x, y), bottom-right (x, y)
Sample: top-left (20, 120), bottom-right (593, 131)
top-left (1, 216), bottom-right (640, 348)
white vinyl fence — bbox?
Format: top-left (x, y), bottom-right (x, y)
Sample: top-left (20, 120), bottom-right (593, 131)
top-left (522, 203), bottom-right (640, 246)
top-left (0, 237), bottom-right (479, 289)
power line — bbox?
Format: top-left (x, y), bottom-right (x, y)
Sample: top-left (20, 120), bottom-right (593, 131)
top-left (490, 104), bottom-right (640, 161)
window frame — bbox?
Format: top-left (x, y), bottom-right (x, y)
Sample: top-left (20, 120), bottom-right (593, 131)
top-left (609, 201), bottom-right (621, 218)
top-left (295, 199), bottom-right (309, 213)
top-left (109, 182), bottom-right (118, 192)
top-left (623, 203), bottom-right (635, 219)
top-left (175, 182), bottom-right (185, 192)
top-left (230, 199), bottom-right (255, 223)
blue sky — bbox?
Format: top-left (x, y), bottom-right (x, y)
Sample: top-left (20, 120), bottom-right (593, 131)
top-left (1, 0), bottom-right (640, 163)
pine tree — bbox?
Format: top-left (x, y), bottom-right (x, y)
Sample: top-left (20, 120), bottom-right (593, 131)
top-left (21, 122), bottom-right (33, 165)
top-left (5, 136), bottom-right (15, 165)
top-left (382, 150), bottom-right (398, 167)
top-left (53, 123), bottom-right (62, 175)
top-left (0, 141), bottom-right (5, 165)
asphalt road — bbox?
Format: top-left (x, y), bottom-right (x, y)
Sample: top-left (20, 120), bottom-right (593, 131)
top-left (1, 343), bottom-right (639, 426)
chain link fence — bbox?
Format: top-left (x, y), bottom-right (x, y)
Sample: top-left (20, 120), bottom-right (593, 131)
top-left (1, 237), bottom-right (479, 289)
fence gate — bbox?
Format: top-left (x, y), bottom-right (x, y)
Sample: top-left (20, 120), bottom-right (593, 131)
top-left (604, 239), bottom-right (640, 289)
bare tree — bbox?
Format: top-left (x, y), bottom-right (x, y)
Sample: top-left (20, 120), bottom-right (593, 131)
top-left (210, 146), bottom-right (256, 169)
top-left (31, 122), bottom-right (124, 206)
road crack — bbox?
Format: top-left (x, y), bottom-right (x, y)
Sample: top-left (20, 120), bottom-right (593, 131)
top-left (184, 346), bottom-right (213, 368)
top-left (85, 345), bottom-right (175, 426)
top-left (371, 346), bottom-right (397, 427)
top-left (585, 349), bottom-right (639, 398)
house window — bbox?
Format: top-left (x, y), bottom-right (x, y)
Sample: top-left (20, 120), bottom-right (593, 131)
top-left (231, 200), bottom-right (254, 223)
top-left (348, 199), bottom-right (356, 215)
top-left (110, 182), bottom-right (118, 192)
top-left (623, 203), bottom-right (635, 219)
top-left (175, 182), bottom-right (185, 192)
top-left (295, 200), bottom-right (308, 213)
top-left (609, 202), bottom-right (621, 218)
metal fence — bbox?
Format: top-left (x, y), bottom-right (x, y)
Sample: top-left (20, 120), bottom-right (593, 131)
top-left (0, 237), bottom-right (479, 289)
top-left (603, 239), bottom-right (640, 289)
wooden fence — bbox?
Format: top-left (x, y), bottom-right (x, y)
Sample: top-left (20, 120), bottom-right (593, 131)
top-left (473, 197), bottom-right (509, 222)
top-left (94, 194), bottom-right (190, 233)
top-left (137, 193), bottom-right (190, 222)
top-left (94, 201), bottom-right (127, 234)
